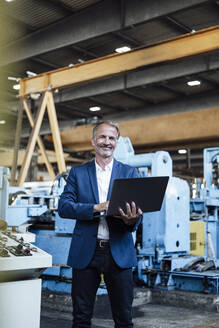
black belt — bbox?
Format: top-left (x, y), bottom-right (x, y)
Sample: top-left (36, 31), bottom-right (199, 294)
top-left (96, 239), bottom-right (109, 248)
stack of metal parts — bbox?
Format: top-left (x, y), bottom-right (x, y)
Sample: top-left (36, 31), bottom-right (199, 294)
top-left (0, 230), bottom-right (35, 258)
top-left (0, 226), bottom-right (51, 282)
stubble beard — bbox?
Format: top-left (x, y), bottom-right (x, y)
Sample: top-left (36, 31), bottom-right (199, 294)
top-left (98, 145), bottom-right (114, 159)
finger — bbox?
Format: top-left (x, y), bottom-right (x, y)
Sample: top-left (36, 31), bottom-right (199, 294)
top-left (114, 215), bottom-right (123, 219)
top-left (125, 202), bottom-right (132, 216)
top-left (105, 201), bottom-right (109, 209)
top-left (131, 201), bottom-right (137, 216)
top-left (137, 208), bottom-right (143, 216)
top-left (118, 207), bottom-right (126, 217)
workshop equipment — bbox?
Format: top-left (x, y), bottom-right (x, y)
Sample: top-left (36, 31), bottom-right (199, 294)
top-left (0, 168), bottom-right (52, 328)
top-left (3, 141), bottom-right (219, 295)
top-left (115, 139), bottom-right (219, 294)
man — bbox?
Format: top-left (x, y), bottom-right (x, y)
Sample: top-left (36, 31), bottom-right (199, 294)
top-left (58, 121), bottom-right (142, 328)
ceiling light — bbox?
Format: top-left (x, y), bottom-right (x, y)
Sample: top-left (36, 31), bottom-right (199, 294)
top-left (89, 106), bottom-right (101, 112)
top-left (115, 46), bottom-right (131, 53)
top-left (30, 93), bottom-right (41, 100)
top-left (26, 70), bottom-right (37, 77)
top-left (13, 84), bottom-right (20, 90)
top-left (178, 149), bottom-right (187, 154)
top-left (187, 80), bottom-right (201, 86)
top-left (8, 76), bottom-right (20, 82)
top-left (5, 0), bottom-right (14, 2)
top-left (0, 120), bottom-right (6, 124)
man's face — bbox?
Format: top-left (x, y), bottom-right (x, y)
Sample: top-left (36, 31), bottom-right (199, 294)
top-left (92, 124), bottom-right (118, 159)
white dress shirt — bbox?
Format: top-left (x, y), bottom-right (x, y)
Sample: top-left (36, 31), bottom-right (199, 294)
top-left (95, 159), bottom-right (113, 240)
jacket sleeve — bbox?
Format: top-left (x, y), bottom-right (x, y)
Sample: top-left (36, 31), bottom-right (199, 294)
top-left (58, 167), bottom-right (94, 220)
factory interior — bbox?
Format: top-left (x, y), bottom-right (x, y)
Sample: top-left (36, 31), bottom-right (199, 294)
top-left (1, 0), bottom-right (219, 327)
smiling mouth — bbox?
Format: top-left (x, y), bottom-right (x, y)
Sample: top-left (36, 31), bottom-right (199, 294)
top-left (100, 146), bottom-right (112, 150)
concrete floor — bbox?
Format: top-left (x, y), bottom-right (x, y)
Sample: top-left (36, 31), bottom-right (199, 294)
top-left (40, 288), bottom-right (219, 328)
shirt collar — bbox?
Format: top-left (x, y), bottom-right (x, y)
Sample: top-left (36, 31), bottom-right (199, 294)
top-left (95, 158), bottom-right (114, 172)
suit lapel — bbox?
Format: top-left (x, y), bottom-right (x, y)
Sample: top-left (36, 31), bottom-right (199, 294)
top-left (87, 159), bottom-right (121, 203)
top-left (107, 159), bottom-right (121, 201)
top-left (87, 160), bottom-right (99, 204)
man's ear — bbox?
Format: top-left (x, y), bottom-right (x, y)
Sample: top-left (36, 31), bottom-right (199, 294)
top-left (91, 138), bottom-right (95, 147)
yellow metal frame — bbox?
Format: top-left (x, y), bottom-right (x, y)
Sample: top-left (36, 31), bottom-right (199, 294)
top-left (11, 26), bottom-right (219, 185)
top-left (19, 26), bottom-right (219, 97)
top-left (12, 91), bottom-right (66, 186)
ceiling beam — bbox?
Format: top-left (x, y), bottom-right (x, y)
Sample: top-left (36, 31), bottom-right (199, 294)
top-left (107, 90), bottom-right (219, 122)
top-left (54, 52), bottom-right (219, 103)
top-left (71, 45), bottom-right (98, 59)
top-left (20, 89), bottom-right (219, 138)
top-left (4, 51), bottom-right (219, 113)
top-left (43, 0), bottom-right (75, 14)
top-left (59, 103), bottom-right (93, 119)
top-left (19, 26), bottom-right (219, 96)
top-left (122, 90), bottom-right (153, 105)
top-left (164, 16), bottom-right (193, 33)
top-left (1, 0), bottom-right (209, 66)
top-left (55, 106), bottom-right (219, 152)
top-left (87, 96), bottom-right (125, 113)
top-left (112, 31), bottom-right (141, 47)
top-left (135, 138), bottom-right (219, 154)
top-left (32, 57), bottom-right (62, 69)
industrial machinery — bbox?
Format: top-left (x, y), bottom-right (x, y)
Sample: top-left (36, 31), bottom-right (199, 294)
top-left (0, 167), bottom-right (75, 294)
top-left (2, 141), bottom-right (219, 297)
top-left (0, 167), bottom-right (52, 328)
top-left (115, 139), bottom-right (219, 294)
top-left (0, 166), bottom-right (106, 295)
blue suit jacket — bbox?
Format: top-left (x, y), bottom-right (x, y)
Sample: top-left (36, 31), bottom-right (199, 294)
top-left (58, 159), bottom-right (141, 269)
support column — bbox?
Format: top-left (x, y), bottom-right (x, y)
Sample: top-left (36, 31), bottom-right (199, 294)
top-left (17, 92), bottom-right (48, 186)
top-left (10, 99), bottom-right (24, 186)
top-left (23, 99), bottom-right (56, 181)
top-left (46, 92), bottom-right (66, 173)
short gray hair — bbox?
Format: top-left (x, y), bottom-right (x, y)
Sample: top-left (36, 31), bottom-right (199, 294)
top-left (92, 121), bottom-right (120, 139)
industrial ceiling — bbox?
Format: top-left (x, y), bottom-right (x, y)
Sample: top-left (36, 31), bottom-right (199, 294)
top-left (0, 0), bottom-right (219, 179)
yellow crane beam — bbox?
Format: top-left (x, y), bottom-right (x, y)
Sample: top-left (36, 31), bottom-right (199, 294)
top-left (54, 106), bottom-right (219, 152)
top-left (19, 26), bottom-right (219, 97)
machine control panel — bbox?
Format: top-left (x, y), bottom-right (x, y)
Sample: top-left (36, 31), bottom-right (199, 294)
top-left (0, 230), bottom-right (52, 282)
top-left (0, 231), bottom-right (38, 257)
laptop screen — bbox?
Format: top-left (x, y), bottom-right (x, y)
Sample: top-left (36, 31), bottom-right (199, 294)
top-left (107, 176), bottom-right (169, 216)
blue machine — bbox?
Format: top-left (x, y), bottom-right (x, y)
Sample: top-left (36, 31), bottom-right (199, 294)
top-left (190, 148), bottom-right (219, 260)
top-left (190, 148), bottom-right (219, 262)
top-left (28, 176), bottom-right (76, 293)
top-left (0, 167), bottom-right (53, 227)
top-left (115, 139), bottom-right (219, 294)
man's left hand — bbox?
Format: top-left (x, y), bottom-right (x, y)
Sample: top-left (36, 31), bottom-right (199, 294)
top-left (116, 201), bottom-right (143, 225)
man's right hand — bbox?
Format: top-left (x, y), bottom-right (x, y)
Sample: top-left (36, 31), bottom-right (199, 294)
top-left (93, 201), bottom-right (109, 213)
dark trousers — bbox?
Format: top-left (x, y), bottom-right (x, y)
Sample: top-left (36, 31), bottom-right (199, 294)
top-left (71, 242), bottom-right (134, 328)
